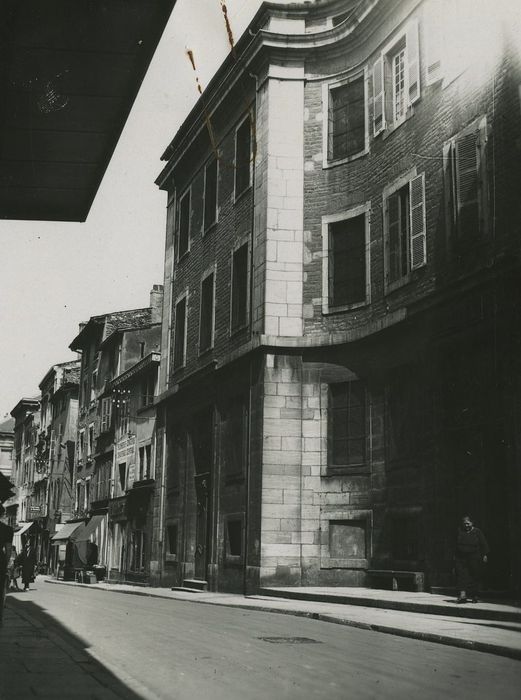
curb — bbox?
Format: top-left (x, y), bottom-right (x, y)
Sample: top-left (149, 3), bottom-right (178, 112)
top-left (43, 579), bottom-right (521, 661)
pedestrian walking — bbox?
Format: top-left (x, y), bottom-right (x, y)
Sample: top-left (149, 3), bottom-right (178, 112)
top-left (455, 515), bottom-right (489, 603)
top-left (0, 505), bottom-right (14, 624)
top-left (17, 540), bottom-right (36, 592)
top-left (8, 546), bottom-right (19, 591)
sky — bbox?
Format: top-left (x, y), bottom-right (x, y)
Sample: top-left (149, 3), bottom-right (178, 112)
top-left (0, 0), bottom-right (265, 420)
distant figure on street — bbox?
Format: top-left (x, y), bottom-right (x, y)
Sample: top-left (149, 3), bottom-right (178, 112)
top-left (8, 546), bottom-right (19, 591)
top-left (455, 515), bottom-right (489, 603)
top-left (17, 540), bottom-right (36, 592)
top-left (0, 505), bottom-right (14, 624)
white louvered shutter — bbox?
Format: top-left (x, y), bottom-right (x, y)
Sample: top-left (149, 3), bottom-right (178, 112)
top-left (409, 173), bottom-right (427, 269)
top-left (372, 56), bottom-right (385, 136)
top-left (424, 0), bottom-right (444, 85)
top-left (407, 20), bottom-right (420, 104)
top-left (455, 127), bottom-right (480, 238)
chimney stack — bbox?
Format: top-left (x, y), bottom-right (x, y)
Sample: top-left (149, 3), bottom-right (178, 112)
top-left (150, 284), bottom-right (164, 324)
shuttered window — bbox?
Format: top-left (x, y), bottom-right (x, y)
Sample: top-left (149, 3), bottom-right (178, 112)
top-left (235, 116), bottom-right (251, 198)
top-left (328, 214), bottom-right (367, 308)
top-left (177, 189), bottom-right (191, 259)
top-left (373, 21), bottom-right (420, 135)
top-left (444, 117), bottom-right (487, 240)
top-left (328, 381), bottom-right (366, 471)
top-left (231, 244), bottom-right (248, 331)
top-left (199, 272), bottom-right (214, 352)
top-left (173, 296), bottom-right (187, 369)
top-left (203, 156), bottom-right (218, 231)
top-left (328, 75), bottom-right (366, 161)
top-left (385, 172), bottom-right (426, 287)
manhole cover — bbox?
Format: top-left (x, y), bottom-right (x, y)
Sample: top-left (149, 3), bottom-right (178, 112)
top-left (258, 637), bottom-right (322, 644)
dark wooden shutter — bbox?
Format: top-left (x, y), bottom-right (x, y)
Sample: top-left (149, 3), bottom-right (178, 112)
top-left (455, 128), bottom-right (480, 238)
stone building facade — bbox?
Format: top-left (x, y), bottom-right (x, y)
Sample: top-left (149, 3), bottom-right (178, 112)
top-left (69, 287), bottom-right (163, 577)
top-left (153, 0), bottom-right (521, 594)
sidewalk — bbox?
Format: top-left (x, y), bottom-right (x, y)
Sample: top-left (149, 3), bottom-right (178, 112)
top-left (43, 577), bottom-right (521, 660)
top-left (0, 602), bottom-right (150, 699)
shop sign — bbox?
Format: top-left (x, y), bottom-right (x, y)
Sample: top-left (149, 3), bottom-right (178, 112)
top-left (116, 435), bottom-right (136, 462)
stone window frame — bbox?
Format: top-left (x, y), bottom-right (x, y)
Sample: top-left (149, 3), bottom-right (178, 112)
top-left (176, 186), bottom-right (192, 262)
top-left (223, 512), bottom-right (245, 567)
top-left (172, 288), bottom-right (189, 372)
top-left (322, 66), bottom-right (369, 169)
top-left (318, 366), bottom-right (371, 478)
top-left (229, 238), bottom-right (250, 335)
top-left (203, 154), bottom-right (219, 235)
top-left (320, 508), bottom-right (372, 569)
top-left (198, 264), bottom-right (217, 355)
top-left (233, 113), bottom-right (253, 202)
top-left (382, 166), bottom-right (426, 294)
top-left (321, 202), bottom-right (371, 314)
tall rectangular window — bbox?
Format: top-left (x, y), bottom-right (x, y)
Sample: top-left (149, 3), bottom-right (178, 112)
top-left (222, 394), bottom-right (247, 479)
top-left (327, 213), bottom-right (367, 309)
top-left (328, 381), bottom-right (366, 472)
top-left (373, 22), bottom-right (420, 135)
top-left (173, 296), bottom-right (187, 369)
top-left (138, 444), bottom-right (152, 480)
top-left (384, 172), bottom-right (426, 288)
top-left (199, 272), bottom-right (215, 353)
top-left (444, 116), bottom-right (487, 241)
top-left (328, 74), bottom-right (366, 162)
top-left (140, 374), bottom-right (155, 408)
top-left (203, 156), bottom-right (218, 231)
top-left (231, 244), bottom-right (248, 331)
top-left (235, 116), bottom-right (251, 198)
top-left (177, 189), bottom-right (191, 259)
top-left (100, 397), bottom-right (112, 433)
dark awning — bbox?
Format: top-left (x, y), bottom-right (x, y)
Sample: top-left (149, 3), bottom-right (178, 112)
top-left (72, 514), bottom-right (104, 543)
top-left (51, 521), bottom-right (84, 542)
top-left (0, 0), bottom-right (176, 222)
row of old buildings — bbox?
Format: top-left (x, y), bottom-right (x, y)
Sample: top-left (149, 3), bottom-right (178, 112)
top-left (3, 0), bottom-right (520, 595)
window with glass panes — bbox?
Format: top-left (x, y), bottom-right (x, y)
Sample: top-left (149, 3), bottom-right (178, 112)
top-left (328, 214), bottom-right (366, 307)
top-left (199, 272), bottom-right (214, 352)
top-left (328, 381), bottom-right (366, 471)
top-left (328, 75), bottom-right (365, 161)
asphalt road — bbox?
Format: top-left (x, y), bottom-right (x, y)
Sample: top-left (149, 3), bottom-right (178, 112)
top-left (6, 582), bottom-right (521, 700)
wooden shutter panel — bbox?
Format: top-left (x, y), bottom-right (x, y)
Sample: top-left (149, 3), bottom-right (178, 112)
top-left (455, 127), bottom-right (480, 237)
top-left (328, 223), bottom-right (335, 306)
top-left (409, 173), bottom-right (427, 269)
top-left (372, 56), bottom-right (385, 135)
top-left (425, 0), bottom-right (444, 85)
top-left (443, 141), bottom-right (457, 238)
top-left (386, 192), bottom-right (401, 284)
top-left (407, 20), bottom-right (420, 104)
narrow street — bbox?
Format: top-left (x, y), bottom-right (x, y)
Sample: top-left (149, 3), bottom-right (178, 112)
top-left (2, 582), bottom-right (520, 700)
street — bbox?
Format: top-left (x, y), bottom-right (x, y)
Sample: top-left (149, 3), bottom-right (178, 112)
top-left (1, 582), bottom-right (520, 700)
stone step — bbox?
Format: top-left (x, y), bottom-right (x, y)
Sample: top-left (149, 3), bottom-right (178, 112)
top-left (172, 579), bottom-right (208, 592)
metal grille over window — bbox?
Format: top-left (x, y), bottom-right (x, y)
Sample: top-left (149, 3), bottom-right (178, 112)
top-left (328, 381), bottom-right (366, 471)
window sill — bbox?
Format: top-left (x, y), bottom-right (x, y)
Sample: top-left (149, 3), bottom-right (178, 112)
top-left (136, 404), bottom-right (154, 415)
top-left (380, 106), bottom-right (415, 141)
top-left (198, 345), bottom-right (214, 359)
top-left (323, 147), bottom-right (369, 170)
top-left (165, 553), bottom-right (178, 563)
top-left (323, 299), bottom-right (369, 315)
top-left (177, 250), bottom-right (190, 264)
top-left (326, 464), bottom-right (369, 476)
top-left (224, 555), bottom-right (243, 568)
top-left (321, 558), bottom-right (368, 569)
top-left (202, 220), bottom-right (217, 237)
top-left (234, 184), bottom-right (252, 205)
top-left (230, 323), bottom-right (249, 338)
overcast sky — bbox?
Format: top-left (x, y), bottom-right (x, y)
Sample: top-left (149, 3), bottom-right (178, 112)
top-left (0, 0), bottom-right (265, 419)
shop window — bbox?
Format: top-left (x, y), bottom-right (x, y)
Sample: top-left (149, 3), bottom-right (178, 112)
top-left (177, 188), bottom-right (191, 259)
top-left (383, 171), bottom-right (426, 290)
top-left (323, 209), bottom-right (368, 312)
top-left (230, 244), bottom-right (248, 332)
top-left (203, 156), bottom-right (218, 231)
top-left (443, 116), bottom-right (488, 243)
top-left (234, 115), bottom-right (252, 198)
top-left (326, 73), bottom-right (366, 163)
top-left (199, 272), bottom-right (215, 353)
top-left (173, 295), bottom-right (187, 370)
top-left (373, 21), bottom-right (420, 135)
top-left (328, 381), bottom-right (366, 473)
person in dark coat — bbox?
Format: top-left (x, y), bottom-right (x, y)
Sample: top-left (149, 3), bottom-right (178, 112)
top-left (17, 540), bottom-right (36, 591)
top-left (455, 515), bottom-right (489, 603)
